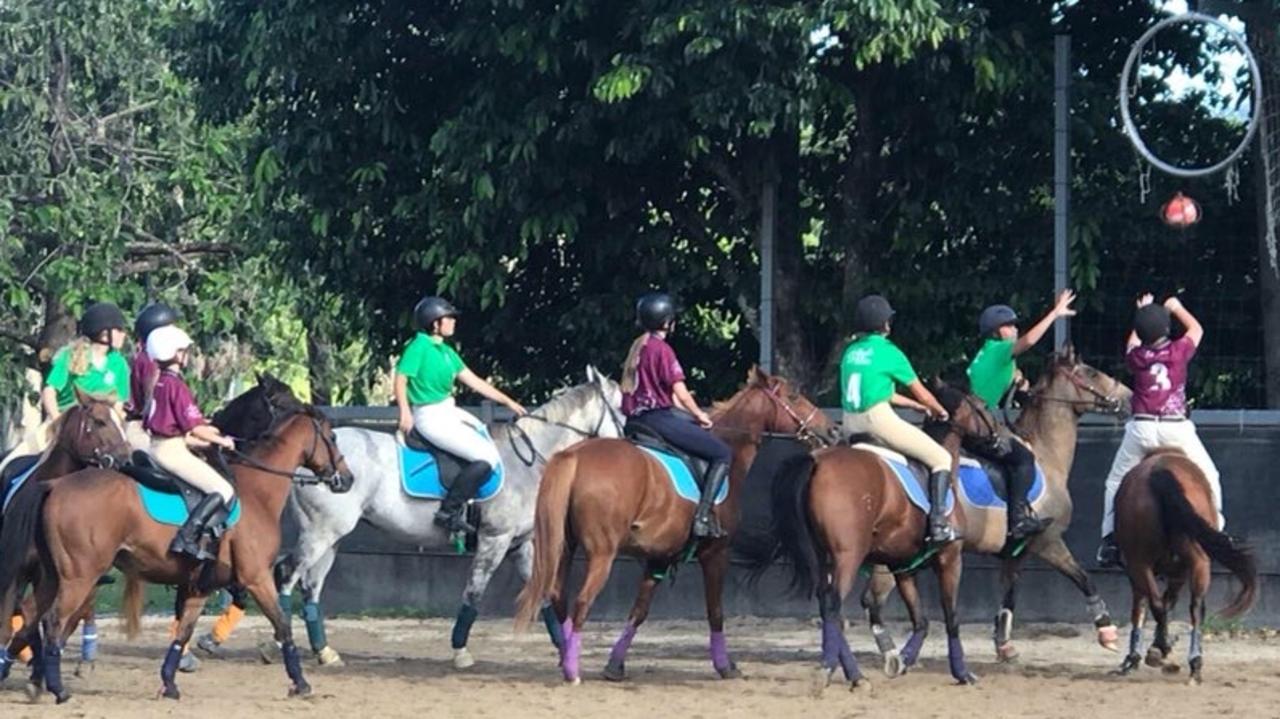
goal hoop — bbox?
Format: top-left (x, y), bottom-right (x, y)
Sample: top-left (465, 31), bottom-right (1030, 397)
top-left (1119, 12), bottom-right (1264, 178)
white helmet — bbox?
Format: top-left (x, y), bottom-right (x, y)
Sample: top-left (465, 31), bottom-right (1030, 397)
top-left (146, 325), bottom-right (193, 362)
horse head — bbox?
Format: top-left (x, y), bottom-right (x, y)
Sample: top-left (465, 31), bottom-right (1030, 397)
top-left (58, 388), bottom-right (133, 469)
top-left (1033, 345), bottom-right (1132, 417)
top-left (715, 367), bottom-right (838, 446)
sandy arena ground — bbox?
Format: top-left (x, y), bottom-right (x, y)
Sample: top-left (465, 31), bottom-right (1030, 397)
top-left (2, 615), bottom-right (1278, 718)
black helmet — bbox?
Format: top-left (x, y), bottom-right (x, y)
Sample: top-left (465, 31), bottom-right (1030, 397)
top-left (853, 294), bottom-right (895, 333)
top-left (78, 302), bottom-right (127, 340)
top-left (978, 304), bottom-right (1019, 337)
top-left (636, 292), bottom-right (676, 331)
top-left (1134, 304), bottom-right (1172, 345)
top-left (414, 296), bottom-right (459, 332)
top-left (134, 302), bottom-right (178, 341)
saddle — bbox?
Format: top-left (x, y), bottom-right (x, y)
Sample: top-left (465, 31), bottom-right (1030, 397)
top-left (121, 451), bottom-right (236, 534)
top-left (404, 429), bottom-right (469, 490)
top-left (623, 417), bottom-right (709, 486)
top-left (845, 434), bottom-right (1036, 508)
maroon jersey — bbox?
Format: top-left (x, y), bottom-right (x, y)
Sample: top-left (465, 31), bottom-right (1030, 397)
top-left (127, 345), bottom-right (157, 418)
top-left (1127, 336), bottom-right (1196, 416)
top-left (144, 370), bottom-right (206, 438)
top-left (621, 334), bottom-right (686, 416)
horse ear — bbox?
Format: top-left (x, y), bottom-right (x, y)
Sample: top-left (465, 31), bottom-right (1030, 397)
top-left (1060, 342), bottom-right (1077, 364)
top-left (748, 365), bottom-right (771, 387)
top-left (585, 364), bottom-right (597, 383)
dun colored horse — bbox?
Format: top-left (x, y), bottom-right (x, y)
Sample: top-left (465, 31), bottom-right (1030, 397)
top-left (1114, 450), bottom-right (1256, 684)
top-left (742, 390), bottom-right (996, 692)
top-left (513, 367), bottom-right (835, 683)
top-left (0, 405), bottom-right (354, 702)
top-left (862, 348), bottom-right (1131, 669)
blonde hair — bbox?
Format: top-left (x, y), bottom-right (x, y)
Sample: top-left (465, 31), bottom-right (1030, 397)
top-left (66, 338), bottom-right (93, 376)
top-left (619, 333), bottom-right (650, 394)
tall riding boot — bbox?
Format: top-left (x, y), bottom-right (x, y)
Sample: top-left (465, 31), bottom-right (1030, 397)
top-left (1006, 462), bottom-right (1047, 540)
top-left (692, 462), bottom-right (730, 539)
top-left (1096, 534), bottom-right (1122, 569)
top-left (926, 470), bottom-right (960, 545)
top-left (170, 493), bottom-right (226, 561)
top-left (434, 461), bottom-right (490, 534)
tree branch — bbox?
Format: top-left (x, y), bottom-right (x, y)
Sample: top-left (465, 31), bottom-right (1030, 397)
top-left (93, 100), bottom-right (160, 131)
top-left (0, 324), bottom-right (37, 351)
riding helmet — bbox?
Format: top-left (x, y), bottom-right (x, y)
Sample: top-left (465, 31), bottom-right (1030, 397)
top-left (1133, 304), bottom-right (1172, 346)
top-left (852, 295), bottom-right (895, 333)
top-left (145, 325), bottom-right (194, 363)
top-left (636, 292), bottom-right (677, 331)
top-left (978, 304), bottom-right (1019, 337)
top-left (134, 303), bottom-right (179, 342)
top-left (414, 296), bottom-right (459, 332)
top-left (78, 302), bottom-right (128, 340)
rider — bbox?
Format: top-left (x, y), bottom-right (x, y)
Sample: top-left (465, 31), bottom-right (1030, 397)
top-left (620, 292), bottom-right (731, 539)
top-left (965, 290), bottom-right (1077, 540)
top-left (126, 302), bottom-right (179, 450)
top-left (1096, 294), bottom-right (1221, 568)
top-left (840, 294), bottom-right (957, 544)
top-left (144, 325), bottom-right (238, 560)
top-left (394, 296), bottom-right (526, 533)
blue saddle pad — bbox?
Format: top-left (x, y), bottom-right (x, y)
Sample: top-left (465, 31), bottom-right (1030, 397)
top-left (880, 455), bottom-right (954, 515)
top-left (135, 483), bottom-right (241, 528)
top-left (398, 434), bottom-right (503, 503)
top-left (956, 460), bottom-right (1046, 509)
top-left (2, 459), bottom-right (39, 513)
top-left (638, 446), bottom-right (727, 505)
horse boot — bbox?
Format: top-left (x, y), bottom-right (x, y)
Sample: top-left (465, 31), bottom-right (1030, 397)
top-left (170, 493), bottom-right (225, 561)
top-left (926, 470), bottom-right (960, 545)
top-left (692, 462), bottom-right (730, 539)
top-left (433, 460), bottom-right (489, 534)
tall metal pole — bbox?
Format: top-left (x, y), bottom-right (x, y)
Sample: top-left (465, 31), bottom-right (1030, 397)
top-left (1054, 35), bottom-right (1072, 349)
top-left (759, 180), bottom-right (776, 372)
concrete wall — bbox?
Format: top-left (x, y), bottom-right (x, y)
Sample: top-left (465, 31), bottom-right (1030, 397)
top-left (314, 416), bottom-right (1280, 625)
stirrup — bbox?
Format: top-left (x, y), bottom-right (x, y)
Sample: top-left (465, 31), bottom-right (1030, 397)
top-left (692, 514), bottom-right (727, 539)
top-left (433, 511), bottom-right (475, 535)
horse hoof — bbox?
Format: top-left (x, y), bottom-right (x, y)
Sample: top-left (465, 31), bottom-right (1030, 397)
top-left (956, 672), bottom-right (980, 686)
top-left (24, 682), bottom-right (41, 703)
top-left (810, 667), bottom-right (834, 697)
top-left (317, 646), bottom-right (344, 667)
top-left (1145, 648), bottom-right (1165, 668)
top-left (564, 676), bottom-right (582, 686)
top-left (159, 684), bottom-right (181, 700)
top-left (1115, 654), bottom-right (1141, 675)
top-left (1187, 673), bottom-right (1202, 686)
top-left (54, 691), bottom-right (72, 705)
top-left (1097, 625), bottom-right (1120, 652)
top-left (74, 660), bottom-right (95, 678)
top-left (258, 640), bottom-right (281, 664)
top-left (716, 662), bottom-right (743, 680)
top-left (996, 643), bottom-right (1020, 663)
top-left (602, 661), bottom-right (626, 682)
top-left (849, 678), bottom-right (873, 695)
top-left (179, 653), bottom-right (201, 673)
top-left (883, 650), bottom-right (904, 677)
top-left (289, 682), bottom-right (313, 698)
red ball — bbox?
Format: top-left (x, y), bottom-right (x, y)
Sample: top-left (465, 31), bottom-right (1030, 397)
top-left (1161, 192), bottom-right (1201, 228)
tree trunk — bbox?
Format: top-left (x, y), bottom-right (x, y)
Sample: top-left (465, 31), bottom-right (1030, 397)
top-left (307, 330), bottom-right (333, 406)
top-left (771, 128), bottom-right (825, 394)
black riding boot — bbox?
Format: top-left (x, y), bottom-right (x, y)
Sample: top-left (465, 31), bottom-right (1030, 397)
top-left (434, 460), bottom-right (490, 534)
top-left (1006, 461), bottom-right (1047, 540)
top-left (927, 470), bottom-right (960, 545)
top-left (692, 461), bottom-right (730, 539)
top-left (1096, 534), bottom-right (1122, 569)
top-left (170, 493), bottom-right (226, 561)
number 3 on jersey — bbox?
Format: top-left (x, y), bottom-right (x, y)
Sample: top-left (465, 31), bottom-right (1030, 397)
top-left (1148, 362), bottom-right (1171, 391)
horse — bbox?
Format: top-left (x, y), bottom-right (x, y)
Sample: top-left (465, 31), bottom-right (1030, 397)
top-left (513, 367), bottom-right (836, 684)
top-left (861, 347), bottom-right (1132, 670)
top-left (740, 384), bottom-right (1007, 692)
top-left (0, 405), bottom-right (354, 702)
top-left (1113, 449), bottom-right (1257, 684)
top-left (211, 366), bottom-right (625, 670)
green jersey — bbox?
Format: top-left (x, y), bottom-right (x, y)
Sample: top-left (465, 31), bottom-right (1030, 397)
top-left (967, 337), bottom-right (1017, 408)
top-left (45, 346), bottom-right (130, 411)
top-left (840, 334), bottom-right (918, 412)
top-left (396, 333), bottom-right (465, 405)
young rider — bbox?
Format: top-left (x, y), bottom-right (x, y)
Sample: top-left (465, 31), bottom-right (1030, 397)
top-left (126, 303), bottom-right (179, 450)
top-left (840, 294), bottom-right (957, 544)
top-left (965, 290), bottom-right (1077, 540)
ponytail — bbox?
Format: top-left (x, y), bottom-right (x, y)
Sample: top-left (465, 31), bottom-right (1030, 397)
top-left (619, 333), bottom-right (649, 394)
top-left (66, 338), bottom-right (92, 376)
top-left (144, 359), bottom-right (177, 418)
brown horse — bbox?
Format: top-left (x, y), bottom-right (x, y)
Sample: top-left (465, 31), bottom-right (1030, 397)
top-left (513, 367), bottom-right (835, 683)
top-left (741, 390), bottom-right (1001, 692)
top-left (1113, 450), bottom-right (1257, 683)
top-left (862, 348), bottom-right (1131, 670)
top-left (0, 405), bottom-right (353, 702)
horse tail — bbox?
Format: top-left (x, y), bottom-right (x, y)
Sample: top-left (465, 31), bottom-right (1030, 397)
top-left (743, 452), bottom-right (820, 598)
top-left (513, 451), bottom-right (577, 632)
top-left (0, 479), bottom-right (51, 612)
top-left (122, 574), bottom-right (145, 640)
top-left (1150, 468), bottom-right (1257, 618)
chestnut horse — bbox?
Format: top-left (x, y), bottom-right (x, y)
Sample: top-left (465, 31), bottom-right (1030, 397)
top-left (1114, 450), bottom-right (1256, 684)
top-left (0, 405), bottom-right (353, 702)
top-left (513, 368), bottom-right (836, 683)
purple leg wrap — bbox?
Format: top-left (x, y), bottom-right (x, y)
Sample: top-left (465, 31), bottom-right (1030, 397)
top-left (561, 630), bottom-right (582, 681)
top-left (608, 621), bottom-right (637, 667)
top-left (709, 631), bottom-right (730, 673)
top-left (947, 635), bottom-right (970, 681)
top-left (902, 629), bottom-right (926, 666)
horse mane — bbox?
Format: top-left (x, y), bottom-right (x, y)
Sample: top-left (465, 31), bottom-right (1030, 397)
top-left (929, 379), bottom-right (969, 416)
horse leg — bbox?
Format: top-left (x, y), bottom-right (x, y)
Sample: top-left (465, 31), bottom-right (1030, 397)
top-left (1146, 576), bottom-right (1177, 671)
top-left (158, 589), bottom-right (210, 700)
top-left (1034, 536), bottom-right (1118, 651)
top-left (39, 575), bottom-right (96, 704)
top-left (563, 546), bottom-right (616, 684)
top-left (72, 592), bottom-right (99, 677)
top-left (297, 547), bottom-right (342, 666)
top-left (698, 539), bottom-right (741, 679)
top-left (814, 548), bottom-right (869, 695)
top-left (936, 545), bottom-right (977, 685)
top-left (994, 554), bottom-right (1026, 662)
top-left (1118, 577), bottom-right (1151, 675)
top-left (551, 535), bottom-right (577, 661)
top-left (512, 539), bottom-right (564, 651)
top-left (859, 565), bottom-right (900, 676)
top-left (601, 558), bottom-right (667, 682)
top-left (1186, 549), bottom-right (1210, 685)
top-left (244, 577), bottom-right (311, 697)
top-left (894, 573), bottom-right (928, 671)
top-left (449, 531), bottom-right (514, 670)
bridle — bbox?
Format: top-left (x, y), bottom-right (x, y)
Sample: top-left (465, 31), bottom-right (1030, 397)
top-left (762, 383), bottom-right (831, 448)
top-left (226, 412), bottom-right (349, 489)
top-left (66, 406), bottom-right (129, 471)
top-left (506, 381), bottom-right (625, 466)
top-left (1030, 363), bottom-right (1124, 415)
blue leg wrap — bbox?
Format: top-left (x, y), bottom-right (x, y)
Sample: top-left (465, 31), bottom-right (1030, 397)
top-left (302, 601), bottom-right (327, 653)
top-left (451, 603), bottom-right (478, 650)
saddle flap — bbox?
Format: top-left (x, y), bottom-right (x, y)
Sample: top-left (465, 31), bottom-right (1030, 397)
top-left (1, 454), bottom-right (39, 485)
top-left (122, 452), bottom-right (185, 495)
top-left (623, 417), bottom-right (708, 485)
top-left (405, 428), bottom-right (436, 453)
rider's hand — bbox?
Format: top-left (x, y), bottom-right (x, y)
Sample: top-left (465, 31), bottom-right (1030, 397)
top-left (695, 411), bottom-right (714, 428)
top-left (1053, 289), bottom-right (1077, 318)
top-left (217, 436), bottom-right (237, 451)
top-left (398, 410), bottom-right (414, 435)
top-left (1136, 293), bottom-right (1154, 308)
top-left (507, 400), bottom-right (528, 417)
top-left (928, 407), bottom-right (950, 422)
